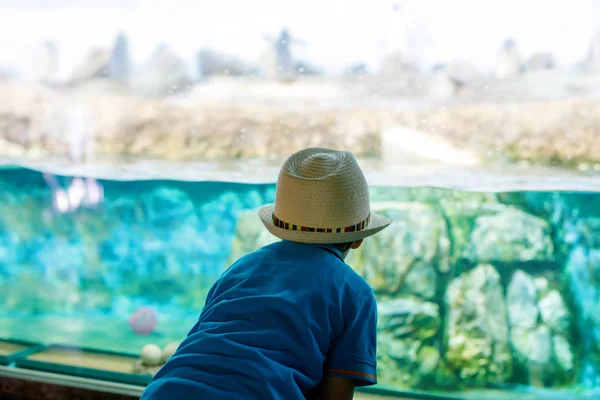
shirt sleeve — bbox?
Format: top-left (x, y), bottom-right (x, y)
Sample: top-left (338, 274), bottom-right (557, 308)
top-left (326, 287), bottom-right (378, 386)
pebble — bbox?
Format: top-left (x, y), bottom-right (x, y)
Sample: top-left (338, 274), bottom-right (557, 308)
top-left (162, 341), bottom-right (180, 363)
top-left (132, 359), bottom-right (163, 376)
top-left (140, 344), bottom-right (163, 366)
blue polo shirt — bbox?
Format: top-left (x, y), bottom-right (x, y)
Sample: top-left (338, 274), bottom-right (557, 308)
top-left (141, 240), bottom-right (378, 400)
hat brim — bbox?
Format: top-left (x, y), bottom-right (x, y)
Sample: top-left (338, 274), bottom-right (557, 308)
top-left (258, 205), bottom-right (392, 244)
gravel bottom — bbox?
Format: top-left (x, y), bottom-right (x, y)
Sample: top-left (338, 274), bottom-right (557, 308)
top-left (0, 340), bottom-right (29, 356)
top-left (26, 348), bottom-right (137, 374)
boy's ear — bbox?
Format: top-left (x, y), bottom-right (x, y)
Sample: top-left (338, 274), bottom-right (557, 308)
top-left (351, 239), bottom-right (363, 249)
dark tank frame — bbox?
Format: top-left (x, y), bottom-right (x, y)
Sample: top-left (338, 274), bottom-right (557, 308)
top-left (0, 366), bottom-right (142, 400)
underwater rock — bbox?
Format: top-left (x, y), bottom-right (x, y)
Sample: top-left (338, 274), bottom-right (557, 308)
top-left (445, 264), bottom-right (512, 385)
top-left (354, 203), bottom-right (449, 298)
top-left (227, 209), bottom-right (279, 265)
top-left (511, 194), bottom-right (600, 257)
top-left (507, 270), bottom-right (539, 330)
top-left (553, 335), bottom-right (574, 372)
top-left (566, 246), bottom-right (600, 383)
top-left (464, 206), bottom-right (553, 263)
top-left (376, 298), bottom-right (441, 388)
top-left (417, 345), bottom-right (441, 376)
top-left (107, 198), bottom-right (144, 224)
top-left (511, 325), bottom-right (552, 364)
top-left (377, 332), bottom-right (442, 389)
top-left (142, 187), bottom-right (198, 229)
top-left (378, 298), bottom-right (440, 341)
top-left (0, 220), bottom-right (26, 282)
top-left (437, 197), bottom-right (499, 264)
top-left (35, 237), bottom-right (84, 286)
top-left (562, 217), bottom-right (600, 250)
top-left (538, 290), bottom-right (570, 334)
top-left (506, 270), bottom-right (574, 386)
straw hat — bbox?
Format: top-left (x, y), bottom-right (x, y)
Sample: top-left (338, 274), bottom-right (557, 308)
top-left (259, 147), bottom-right (392, 244)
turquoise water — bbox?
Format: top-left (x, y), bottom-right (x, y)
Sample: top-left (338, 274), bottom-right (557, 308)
top-left (1, 167), bottom-right (600, 399)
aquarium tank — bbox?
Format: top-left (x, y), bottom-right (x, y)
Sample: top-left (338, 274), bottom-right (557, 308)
top-left (1, 0), bottom-right (600, 399)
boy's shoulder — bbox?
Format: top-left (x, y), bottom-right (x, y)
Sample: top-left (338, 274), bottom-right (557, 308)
top-left (229, 240), bottom-right (372, 291)
top-left (341, 260), bottom-right (375, 299)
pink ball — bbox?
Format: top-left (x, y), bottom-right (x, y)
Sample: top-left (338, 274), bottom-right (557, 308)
top-left (129, 307), bottom-right (158, 335)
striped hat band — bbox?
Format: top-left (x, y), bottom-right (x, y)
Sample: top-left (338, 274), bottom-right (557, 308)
top-left (272, 213), bottom-right (371, 233)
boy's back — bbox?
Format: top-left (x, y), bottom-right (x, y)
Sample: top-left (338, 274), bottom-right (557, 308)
top-left (142, 240), bottom-right (378, 399)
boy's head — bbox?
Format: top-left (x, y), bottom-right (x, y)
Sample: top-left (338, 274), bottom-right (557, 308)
top-left (259, 147), bottom-right (391, 251)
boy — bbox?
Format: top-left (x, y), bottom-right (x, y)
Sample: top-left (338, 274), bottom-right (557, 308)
top-left (141, 147), bottom-right (392, 399)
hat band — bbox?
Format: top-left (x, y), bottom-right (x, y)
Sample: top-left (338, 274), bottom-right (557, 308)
top-left (272, 213), bottom-right (371, 233)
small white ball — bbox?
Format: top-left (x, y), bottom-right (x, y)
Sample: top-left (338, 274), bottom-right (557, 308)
top-left (162, 341), bottom-right (180, 363)
top-left (140, 344), bottom-right (162, 366)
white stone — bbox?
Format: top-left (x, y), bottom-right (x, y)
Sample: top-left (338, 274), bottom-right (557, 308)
top-left (539, 290), bottom-right (569, 332)
top-left (507, 270), bottom-right (539, 330)
top-left (162, 341), bottom-right (180, 363)
top-left (553, 335), bottom-right (574, 371)
top-left (141, 344), bottom-right (163, 366)
top-left (533, 277), bottom-right (548, 291)
top-left (510, 325), bottom-right (551, 364)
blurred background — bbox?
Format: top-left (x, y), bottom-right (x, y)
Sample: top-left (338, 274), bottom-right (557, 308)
top-left (1, 1), bottom-right (600, 399)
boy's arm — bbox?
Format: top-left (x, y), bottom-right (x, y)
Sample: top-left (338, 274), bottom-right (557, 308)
top-left (325, 287), bottom-right (378, 389)
top-left (321, 376), bottom-right (355, 400)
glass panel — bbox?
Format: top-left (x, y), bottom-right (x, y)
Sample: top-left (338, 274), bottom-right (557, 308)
top-left (1, 1), bottom-right (599, 399)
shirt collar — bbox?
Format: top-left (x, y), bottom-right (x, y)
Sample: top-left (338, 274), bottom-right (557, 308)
top-left (315, 244), bottom-right (345, 262)
top-left (281, 240), bottom-right (345, 262)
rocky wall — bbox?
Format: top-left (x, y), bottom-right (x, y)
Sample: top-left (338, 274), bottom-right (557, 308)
top-left (2, 81), bottom-right (600, 170)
